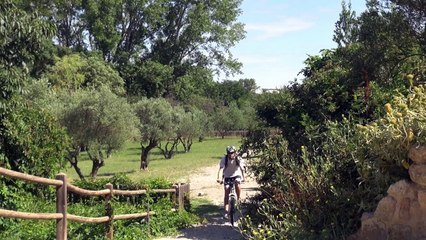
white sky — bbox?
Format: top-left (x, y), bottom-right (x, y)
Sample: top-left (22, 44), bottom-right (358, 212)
top-left (228, 0), bottom-right (367, 90)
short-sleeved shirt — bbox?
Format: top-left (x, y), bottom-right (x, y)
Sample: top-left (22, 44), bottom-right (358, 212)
top-left (220, 156), bottom-right (244, 178)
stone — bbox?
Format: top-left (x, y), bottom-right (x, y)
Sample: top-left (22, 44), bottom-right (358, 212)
top-left (387, 180), bottom-right (414, 200)
top-left (398, 198), bottom-right (411, 221)
top-left (388, 224), bottom-right (412, 240)
top-left (415, 222), bottom-right (426, 240)
top-left (418, 190), bottom-right (426, 209)
top-left (409, 200), bottom-right (421, 221)
top-left (352, 145), bottom-right (426, 239)
top-left (409, 164), bottom-right (426, 187)
top-left (409, 145), bottom-right (426, 164)
top-left (374, 196), bottom-right (396, 221)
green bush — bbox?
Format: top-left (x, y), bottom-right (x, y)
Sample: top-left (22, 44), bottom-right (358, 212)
top-left (240, 116), bottom-right (394, 239)
top-left (240, 85), bottom-right (426, 239)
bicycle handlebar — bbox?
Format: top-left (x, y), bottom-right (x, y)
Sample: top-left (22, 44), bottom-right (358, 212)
top-left (216, 179), bottom-right (245, 184)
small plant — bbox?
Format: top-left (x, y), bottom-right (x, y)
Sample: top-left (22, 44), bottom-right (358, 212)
top-left (356, 84), bottom-right (426, 180)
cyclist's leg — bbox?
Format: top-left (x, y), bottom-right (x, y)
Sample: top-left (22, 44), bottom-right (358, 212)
top-left (235, 176), bottom-right (242, 201)
top-left (224, 180), bottom-right (231, 215)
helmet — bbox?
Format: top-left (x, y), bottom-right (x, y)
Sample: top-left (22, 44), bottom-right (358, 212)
top-left (226, 146), bottom-right (236, 154)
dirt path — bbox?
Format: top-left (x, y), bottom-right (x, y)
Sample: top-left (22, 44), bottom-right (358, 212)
top-left (156, 164), bottom-right (260, 240)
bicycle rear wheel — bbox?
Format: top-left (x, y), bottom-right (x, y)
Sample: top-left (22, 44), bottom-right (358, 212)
top-left (229, 197), bottom-right (236, 226)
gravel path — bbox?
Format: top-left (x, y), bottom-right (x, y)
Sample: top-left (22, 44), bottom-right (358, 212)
top-left (156, 164), bottom-right (260, 240)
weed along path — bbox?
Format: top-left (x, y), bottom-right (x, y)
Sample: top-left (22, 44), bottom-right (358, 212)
top-left (157, 164), bottom-right (260, 240)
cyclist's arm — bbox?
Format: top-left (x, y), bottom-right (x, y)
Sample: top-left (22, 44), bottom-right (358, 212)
top-left (217, 157), bottom-right (226, 182)
top-left (217, 167), bottom-right (223, 182)
top-left (240, 166), bottom-right (245, 181)
top-left (238, 156), bottom-right (246, 181)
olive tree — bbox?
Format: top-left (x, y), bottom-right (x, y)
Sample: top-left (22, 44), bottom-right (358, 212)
top-left (177, 108), bottom-right (210, 151)
top-left (133, 98), bottom-right (176, 170)
top-left (213, 102), bottom-right (246, 138)
top-left (60, 88), bottom-right (137, 178)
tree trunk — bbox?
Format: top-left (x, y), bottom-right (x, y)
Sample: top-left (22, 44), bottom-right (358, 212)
top-left (67, 147), bottom-right (85, 180)
top-left (186, 138), bottom-right (193, 152)
top-left (179, 137), bottom-right (188, 152)
top-left (140, 140), bottom-right (157, 170)
top-left (88, 150), bottom-right (104, 178)
top-left (158, 139), bottom-right (179, 159)
top-left (106, 147), bottom-right (113, 158)
top-left (179, 137), bottom-right (193, 153)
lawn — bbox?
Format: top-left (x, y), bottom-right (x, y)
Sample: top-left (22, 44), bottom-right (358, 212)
top-left (64, 137), bottom-right (243, 183)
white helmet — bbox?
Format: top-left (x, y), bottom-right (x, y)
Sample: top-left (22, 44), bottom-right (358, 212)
top-left (226, 146), bottom-right (236, 154)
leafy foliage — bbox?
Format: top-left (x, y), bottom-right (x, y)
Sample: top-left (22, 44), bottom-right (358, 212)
top-left (60, 88), bottom-right (138, 177)
top-left (1, 101), bottom-right (69, 177)
top-left (133, 97), bottom-right (176, 169)
top-left (1, 0), bottom-right (58, 173)
top-left (356, 84), bottom-right (426, 179)
top-left (43, 53), bottom-right (125, 95)
top-left (0, 176), bottom-right (198, 240)
top-left (241, 118), bottom-right (391, 239)
top-left (243, 1), bottom-right (426, 239)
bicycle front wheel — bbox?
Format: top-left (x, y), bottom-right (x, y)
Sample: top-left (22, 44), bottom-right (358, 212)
top-left (229, 197), bottom-right (236, 226)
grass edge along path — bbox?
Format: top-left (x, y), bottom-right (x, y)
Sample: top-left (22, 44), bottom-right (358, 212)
top-left (64, 137), bottom-right (243, 183)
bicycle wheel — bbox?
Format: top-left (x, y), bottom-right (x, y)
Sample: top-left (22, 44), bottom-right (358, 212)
top-left (229, 196), bottom-right (236, 226)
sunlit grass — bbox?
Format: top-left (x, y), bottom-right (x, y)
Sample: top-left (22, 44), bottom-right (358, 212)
top-left (63, 137), bottom-right (243, 183)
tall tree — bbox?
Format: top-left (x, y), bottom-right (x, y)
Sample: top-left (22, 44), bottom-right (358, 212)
top-left (387, 0), bottom-right (426, 53)
top-left (84, 0), bottom-right (245, 97)
top-left (15, 0), bottom-right (85, 49)
top-left (0, 0), bottom-right (67, 178)
top-left (333, 1), bottom-right (360, 48)
top-left (43, 53), bottom-right (125, 95)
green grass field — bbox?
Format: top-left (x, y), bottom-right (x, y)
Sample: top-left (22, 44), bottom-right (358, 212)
top-left (64, 137), bottom-right (243, 183)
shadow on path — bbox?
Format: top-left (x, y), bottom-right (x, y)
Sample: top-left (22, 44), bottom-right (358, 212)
top-left (175, 210), bottom-right (244, 240)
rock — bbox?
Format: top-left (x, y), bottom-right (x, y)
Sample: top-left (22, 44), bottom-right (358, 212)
top-left (409, 145), bottom-right (426, 164)
top-left (374, 196), bottom-right (396, 222)
top-left (409, 164), bottom-right (426, 187)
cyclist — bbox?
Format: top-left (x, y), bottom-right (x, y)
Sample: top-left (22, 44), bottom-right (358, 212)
top-left (216, 146), bottom-right (245, 219)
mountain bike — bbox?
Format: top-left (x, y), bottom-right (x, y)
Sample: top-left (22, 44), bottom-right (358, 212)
top-left (223, 177), bottom-right (239, 226)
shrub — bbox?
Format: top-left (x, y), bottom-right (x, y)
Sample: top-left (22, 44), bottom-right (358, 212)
top-left (356, 84), bottom-right (426, 181)
top-left (240, 116), bottom-right (394, 239)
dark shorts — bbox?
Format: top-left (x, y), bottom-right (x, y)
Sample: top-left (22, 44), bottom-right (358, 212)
top-left (224, 176), bottom-right (241, 188)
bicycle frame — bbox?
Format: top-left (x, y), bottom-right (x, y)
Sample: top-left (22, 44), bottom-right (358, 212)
top-left (225, 177), bottom-right (238, 226)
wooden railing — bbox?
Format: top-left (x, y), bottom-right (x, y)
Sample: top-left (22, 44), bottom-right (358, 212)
top-left (0, 167), bottom-right (190, 240)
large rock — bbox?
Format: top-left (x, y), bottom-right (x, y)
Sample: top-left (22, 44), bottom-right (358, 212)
top-left (351, 145), bottom-right (426, 239)
top-left (409, 145), bottom-right (426, 164)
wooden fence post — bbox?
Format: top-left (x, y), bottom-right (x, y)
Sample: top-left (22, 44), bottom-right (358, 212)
top-left (172, 184), bottom-right (178, 208)
top-left (56, 173), bottom-right (67, 240)
top-left (177, 183), bottom-right (183, 210)
top-left (177, 183), bottom-right (190, 210)
top-left (183, 183), bottom-right (190, 211)
top-left (105, 183), bottom-right (114, 240)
